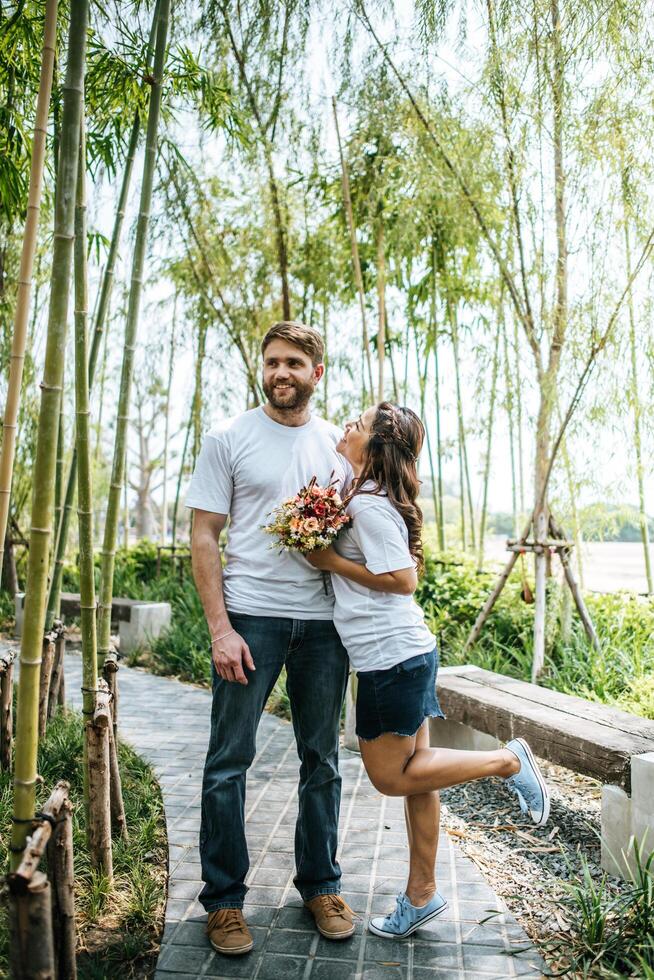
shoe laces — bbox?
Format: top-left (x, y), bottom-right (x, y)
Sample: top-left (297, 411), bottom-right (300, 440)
top-left (385, 892), bottom-right (410, 928)
top-left (317, 894), bottom-right (356, 919)
top-left (505, 779), bottom-right (531, 814)
top-left (213, 908), bottom-right (246, 934)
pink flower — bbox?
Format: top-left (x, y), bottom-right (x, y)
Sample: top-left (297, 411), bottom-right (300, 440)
top-left (302, 517), bottom-right (320, 533)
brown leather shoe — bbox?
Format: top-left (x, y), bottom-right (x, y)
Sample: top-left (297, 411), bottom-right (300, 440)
top-left (206, 908), bottom-right (254, 955)
top-left (304, 894), bottom-right (356, 939)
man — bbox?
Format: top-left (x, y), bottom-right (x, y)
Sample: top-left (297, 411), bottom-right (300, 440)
top-left (186, 321), bottom-right (354, 956)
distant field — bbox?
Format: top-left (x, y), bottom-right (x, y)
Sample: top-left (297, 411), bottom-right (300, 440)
top-left (483, 536), bottom-right (654, 594)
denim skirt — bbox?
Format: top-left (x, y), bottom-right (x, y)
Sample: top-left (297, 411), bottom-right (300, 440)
top-left (355, 646), bottom-right (445, 741)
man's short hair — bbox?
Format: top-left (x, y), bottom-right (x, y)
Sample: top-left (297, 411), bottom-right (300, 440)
top-left (261, 321), bottom-right (325, 366)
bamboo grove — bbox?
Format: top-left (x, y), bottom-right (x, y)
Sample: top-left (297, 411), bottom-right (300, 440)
top-left (3, 0), bottom-right (654, 967)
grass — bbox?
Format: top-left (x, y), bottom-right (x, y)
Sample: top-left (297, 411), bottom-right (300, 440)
top-left (542, 845), bottom-right (654, 977)
top-left (0, 706), bottom-right (167, 979)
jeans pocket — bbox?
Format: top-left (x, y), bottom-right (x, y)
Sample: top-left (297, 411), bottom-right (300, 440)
top-left (398, 653), bottom-right (429, 675)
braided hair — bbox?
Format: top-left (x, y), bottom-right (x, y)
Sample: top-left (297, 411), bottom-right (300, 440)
top-left (350, 402), bottom-right (425, 573)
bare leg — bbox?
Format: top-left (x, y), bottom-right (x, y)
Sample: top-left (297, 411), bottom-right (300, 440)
top-left (360, 734), bottom-right (519, 798)
top-left (403, 721), bottom-right (440, 906)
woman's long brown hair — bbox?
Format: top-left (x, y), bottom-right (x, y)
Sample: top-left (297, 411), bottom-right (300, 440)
top-left (349, 402), bottom-right (425, 573)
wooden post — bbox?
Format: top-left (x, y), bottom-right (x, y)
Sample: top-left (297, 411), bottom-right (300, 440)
top-left (38, 632), bottom-right (56, 737)
top-left (47, 622), bottom-right (65, 719)
top-left (8, 781), bottom-right (69, 979)
top-left (548, 514), bottom-right (601, 652)
top-left (9, 871), bottom-right (56, 980)
top-left (0, 647), bottom-right (15, 770)
top-left (463, 549), bottom-right (521, 653)
top-left (103, 650), bottom-right (119, 738)
top-left (108, 722), bottom-right (128, 840)
top-left (532, 511), bottom-right (547, 682)
top-left (47, 798), bottom-right (77, 980)
top-left (86, 720), bottom-right (112, 879)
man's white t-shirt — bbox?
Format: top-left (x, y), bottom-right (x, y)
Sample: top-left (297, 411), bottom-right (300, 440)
top-left (331, 485), bottom-right (435, 671)
top-left (185, 406), bottom-right (349, 619)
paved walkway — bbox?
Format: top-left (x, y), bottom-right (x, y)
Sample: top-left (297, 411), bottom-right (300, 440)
top-left (64, 653), bottom-right (544, 979)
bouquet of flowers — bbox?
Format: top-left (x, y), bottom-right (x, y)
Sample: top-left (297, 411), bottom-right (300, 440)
top-left (263, 476), bottom-right (351, 554)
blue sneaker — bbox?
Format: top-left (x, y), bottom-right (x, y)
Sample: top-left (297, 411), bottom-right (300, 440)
top-left (368, 891), bottom-right (447, 939)
top-left (505, 737), bottom-right (550, 827)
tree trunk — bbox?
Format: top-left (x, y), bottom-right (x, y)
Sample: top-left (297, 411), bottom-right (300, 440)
top-left (431, 248), bottom-right (445, 550)
top-left (477, 321), bottom-right (501, 571)
top-left (97, 0), bottom-right (171, 669)
top-left (450, 304), bottom-right (476, 551)
top-left (0, 0), bottom-right (59, 586)
top-left (502, 317), bottom-right (519, 537)
top-left (415, 327), bottom-right (440, 535)
top-left (172, 408), bottom-right (192, 549)
top-left (332, 98), bottom-right (374, 403)
top-left (376, 222), bottom-right (386, 402)
top-left (161, 293), bottom-right (177, 544)
top-left (192, 318), bottom-right (207, 468)
top-left (531, 0), bottom-right (568, 681)
top-left (622, 181), bottom-right (653, 593)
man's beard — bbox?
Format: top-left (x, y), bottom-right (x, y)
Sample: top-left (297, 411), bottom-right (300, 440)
top-left (263, 378), bottom-right (315, 411)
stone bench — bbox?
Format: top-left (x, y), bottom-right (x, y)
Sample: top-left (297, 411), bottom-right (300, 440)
top-left (430, 664), bottom-right (654, 880)
top-left (14, 592), bottom-right (171, 655)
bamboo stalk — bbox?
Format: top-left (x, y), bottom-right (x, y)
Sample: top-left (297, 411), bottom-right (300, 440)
top-left (46, 3), bottom-right (160, 632)
top-left (172, 408), bottom-right (192, 549)
top-left (376, 222), bottom-right (386, 402)
top-left (0, 0), bottom-right (59, 583)
top-left (97, 0), bottom-right (171, 669)
top-left (431, 245), bottom-right (445, 550)
top-left (161, 293), bottom-right (177, 544)
top-left (477, 321), bottom-right (501, 571)
top-left (45, 95), bottom-right (143, 633)
top-left (623, 183), bottom-right (653, 594)
top-left (9, 871), bottom-right (56, 980)
top-left (9, 0), bottom-right (88, 870)
top-left (502, 316), bottom-right (519, 537)
top-left (47, 798), bottom-right (77, 980)
top-left (332, 97), bottom-right (374, 401)
top-left (73, 119), bottom-right (116, 872)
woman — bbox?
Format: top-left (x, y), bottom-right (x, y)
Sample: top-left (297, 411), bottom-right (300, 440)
top-left (308, 402), bottom-right (549, 940)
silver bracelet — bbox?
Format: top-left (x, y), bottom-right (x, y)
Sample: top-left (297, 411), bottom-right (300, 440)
top-left (211, 628), bottom-right (235, 644)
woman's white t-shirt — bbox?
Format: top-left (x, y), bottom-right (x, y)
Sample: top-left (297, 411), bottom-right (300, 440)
top-left (331, 485), bottom-right (435, 672)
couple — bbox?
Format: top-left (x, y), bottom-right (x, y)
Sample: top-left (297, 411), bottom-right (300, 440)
top-left (186, 320), bottom-right (550, 956)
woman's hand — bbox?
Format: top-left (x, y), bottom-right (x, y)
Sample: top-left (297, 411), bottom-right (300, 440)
top-left (305, 545), bottom-right (337, 570)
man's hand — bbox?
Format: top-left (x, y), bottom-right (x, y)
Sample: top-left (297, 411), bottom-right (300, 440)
top-left (305, 545), bottom-right (337, 570)
top-left (212, 630), bottom-right (255, 685)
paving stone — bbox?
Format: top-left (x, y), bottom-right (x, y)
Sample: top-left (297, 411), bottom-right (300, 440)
top-left (62, 652), bottom-right (545, 980)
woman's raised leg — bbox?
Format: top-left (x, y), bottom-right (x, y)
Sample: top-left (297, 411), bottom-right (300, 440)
top-left (359, 731), bottom-right (519, 798)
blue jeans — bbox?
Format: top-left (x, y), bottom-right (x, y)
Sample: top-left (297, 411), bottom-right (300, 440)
top-left (199, 613), bottom-right (350, 911)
